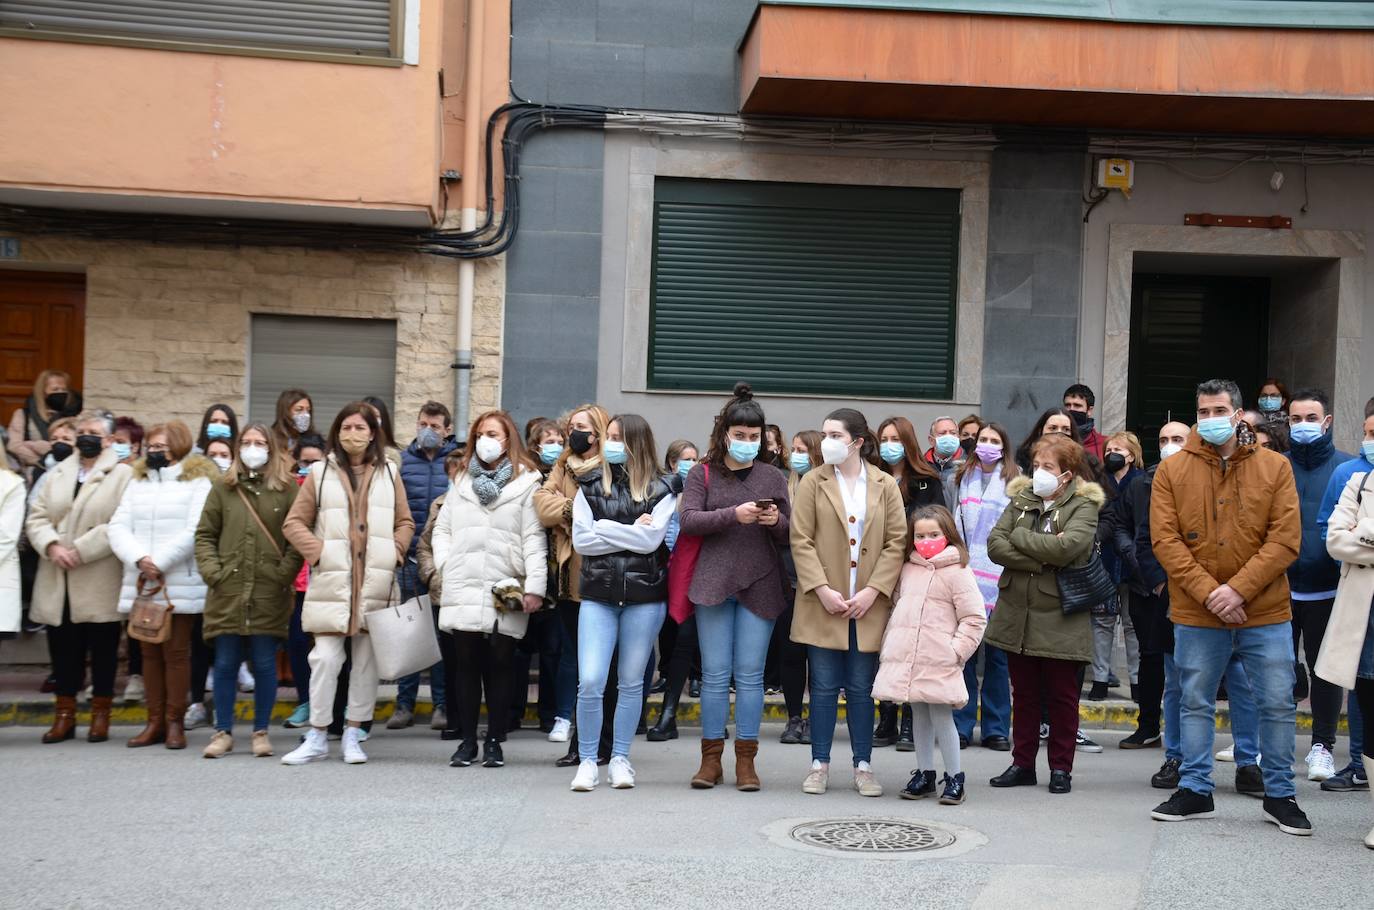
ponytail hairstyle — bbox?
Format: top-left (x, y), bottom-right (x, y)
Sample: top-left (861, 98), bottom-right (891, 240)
top-left (704, 382), bottom-right (768, 467)
top-left (610, 413), bottom-right (661, 502)
top-left (823, 407), bottom-right (879, 466)
top-left (908, 504), bottom-right (969, 566)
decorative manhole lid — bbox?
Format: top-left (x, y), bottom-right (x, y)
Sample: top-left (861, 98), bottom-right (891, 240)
top-left (762, 816), bottom-right (986, 861)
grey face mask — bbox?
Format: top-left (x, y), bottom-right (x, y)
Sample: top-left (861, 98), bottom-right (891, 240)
top-left (417, 426), bottom-right (441, 450)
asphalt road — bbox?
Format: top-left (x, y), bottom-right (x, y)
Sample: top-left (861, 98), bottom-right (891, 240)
top-left (2, 725), bottom-right (1369, 909)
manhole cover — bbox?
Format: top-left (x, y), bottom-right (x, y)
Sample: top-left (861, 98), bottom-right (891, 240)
top-left (791, 818), bottom-right (955, 853)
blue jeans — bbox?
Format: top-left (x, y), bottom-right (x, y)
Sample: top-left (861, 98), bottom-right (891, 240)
top-left (213, 634), bottom-right (278, 734)
top-left (808, 621), bottom-right (878, 767)
top-left (696, 597), bottom-right (776, 741)
top-left (1163, 652), bottom-right (1182, 761)
top-left (576, 599), bottom-right (665, 761)
top-left (1223, 657), bottom-right (1260, 766)
top-left (1175, 623), bottom-right (1296, 798)
top-left (394, 563), bottom-right (446, 711)
top-left (555, 607), bottom-right (578, 720)
top-left (954, 642), bottom-right (1010, 741)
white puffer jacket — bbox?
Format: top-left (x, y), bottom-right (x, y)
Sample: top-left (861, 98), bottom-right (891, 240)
top-left (109, 455), bottom-right (217, 614)
top-left (0, 469), bottom-right (23, 633)
top-left (434, 468), bottom-right (547, 640)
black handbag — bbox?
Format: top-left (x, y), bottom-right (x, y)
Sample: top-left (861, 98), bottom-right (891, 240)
top-left (1056, 544), bottom-right (1118, 616)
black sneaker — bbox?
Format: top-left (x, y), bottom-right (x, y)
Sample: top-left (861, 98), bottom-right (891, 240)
top-left (989, 765), bottom-right (1038, 788)
top-left (1119, 728), bottom-right (1162, 750)
top-left (1262, 796), bottom-right (1312, 836)
top-left (1087, 681), bottom-right (1110, 701)
top-left (482, 738), bottom-right (505, 768)
top-left (1235, 764), bottom-right (1264, 797)
top-left (798, 718), bottom-right (811, 744)
top-left (688, 678), bottom-right (702, 699)
top-left (958, 734), bottom-right (970, 750)
top-left (449, 738), bottom-right (479, 767)
top-left (939, 772), bottom-right (966, 805)
top-left (1075, 730), bottom-right (1103, 753)
top-left (1151, 788), bottom-right (1215, 822)
top-left (780, 715), bottom-right (805, 745)
top-left (1320, 766), bottom-right (1370, 792)
top-left (1151, 758), bottom-right (1182, 790)
top-left (1048, 770), bottom-right (1071, 794)
top-left (900, 769), bottom-right (938, 800)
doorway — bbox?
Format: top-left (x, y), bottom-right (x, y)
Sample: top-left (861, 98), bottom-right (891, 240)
top-left (0, 269), bottom-right (86, 426)
top-left (1126, 273), bottom-right (1269, 461)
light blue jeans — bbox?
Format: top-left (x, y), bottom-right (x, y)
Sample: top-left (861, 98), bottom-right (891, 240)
top-left (576, 599), bottom-right (665, 761)
top-left (696, 597), bottom-right (776, 741)
top-left (1175, 623), bottom-right (1296, 798)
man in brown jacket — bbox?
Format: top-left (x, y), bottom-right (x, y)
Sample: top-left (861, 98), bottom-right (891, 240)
top-left (1148, 379), bottom-right (1310, 835)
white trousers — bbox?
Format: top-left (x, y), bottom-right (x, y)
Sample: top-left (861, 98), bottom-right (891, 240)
top-left (308, 634), bottom-right (378, 728)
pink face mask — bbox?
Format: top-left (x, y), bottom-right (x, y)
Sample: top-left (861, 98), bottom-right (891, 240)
top-left (913, 536), bottom-right (948, 560)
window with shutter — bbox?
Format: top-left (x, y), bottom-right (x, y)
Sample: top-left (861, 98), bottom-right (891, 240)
top-left (648, 177), bottom-right (961, 400)
top-left (249, 314), bottom-right (397, 426)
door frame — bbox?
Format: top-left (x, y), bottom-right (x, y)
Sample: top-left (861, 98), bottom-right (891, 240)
top-left (0, 268), bottom-right (86, 426)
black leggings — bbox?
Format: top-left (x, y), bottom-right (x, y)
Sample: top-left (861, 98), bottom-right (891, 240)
top-left (50, 606), bottom-right (120, 698)
top-left (1292, 599), bottom-right (1345, 749)
top-left (659, 614), bottom-right (700, 706)
top-left (770, 605), bottom-right (808, 718)
top-left (453, 630), bottom-right (517, 743)
top-left (1358, 677), bottom-right (1374, 761)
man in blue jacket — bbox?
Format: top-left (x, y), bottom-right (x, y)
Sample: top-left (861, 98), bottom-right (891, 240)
top-left (1286, 388), bottom-right (1355, 783)
top-left (389, 401), bottom-right (460, 731)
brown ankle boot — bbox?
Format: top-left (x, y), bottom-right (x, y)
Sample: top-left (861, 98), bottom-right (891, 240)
top-left (127, 717), bottom-right (166, 747)
top-left (735, 738), bottom-right (761, 792)
top-left (42, 696), bottom-right (78, 743)
top-left (691, 738), bottom-right (725, 789)
top-left (87, 696), bottom-right (113, 743)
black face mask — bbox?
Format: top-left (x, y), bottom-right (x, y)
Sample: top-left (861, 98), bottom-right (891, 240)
top-left (1071, 410), bottom-right (1094, 433)
top-left (568, 429), bottom-right (595, 456)
top-left (75, 435), bottom-right (103, 458)
top-left (1104, 452), bottom-right (1127, 473)
top-left (45, 392), bottom-right (69, 413)
top-left (50, 441), bottom-right (73, 463)
top-left (145, 451), bottom-right (170, 471)
top-left (959, 436), bottom-right (977, 455)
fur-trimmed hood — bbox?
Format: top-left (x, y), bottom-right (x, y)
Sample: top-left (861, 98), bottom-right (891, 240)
top-left (130, 453), bottom-right (220, 483)
top-left (1006, 474), bottom-right (1105, 510)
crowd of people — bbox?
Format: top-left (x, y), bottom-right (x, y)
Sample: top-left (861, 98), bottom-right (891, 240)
top-left (2, 370), bottom-right (1372, 848)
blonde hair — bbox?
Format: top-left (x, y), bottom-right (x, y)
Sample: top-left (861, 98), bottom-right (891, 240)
top-left (561, 403), bottom-right (613, 495)
top-left (612, 413), bottom-right (661, 502)
top-left (30, 369), bottom-right (72, 422)
top-left (225, 422), bottom-right (293, 491)
top-left (1107, 431), bottom-right (1144, 471)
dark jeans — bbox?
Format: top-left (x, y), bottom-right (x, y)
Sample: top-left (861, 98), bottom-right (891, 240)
top-left (453, 630), bottom-right (516, 743)
top-left (807, 621), bottom-right (877, 767)
top-left (767, 604), bottom-right (808, 718)
top-left (394, 563), bottom-right (446, 712)
top-left (511, 611), bottom-right (559, 727)
top-left (50, 608), bottom-right (120, 698)
top-left (954, 642), bottom-right (1010, 741)
top-left (212, 634), bottom-right (278, 733)
top-left (1008, 652), bottom-right (1083, 773)
top-left (287, 591), bottom-right (312, 707)
top-left (1128, 588), bottom-right (1173, 736)
top-left (1292, 597), bottom-right (1342, 749)
top-left (557, 599), bottom-right (616, 759)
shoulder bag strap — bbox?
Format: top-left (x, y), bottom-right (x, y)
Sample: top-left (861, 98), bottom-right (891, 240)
top-left (1357, 469), bottom-right (1373, 506)
top-left (235, 485), bottom-right (284, 559)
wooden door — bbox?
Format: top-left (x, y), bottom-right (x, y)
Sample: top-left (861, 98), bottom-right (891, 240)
top-left (0, 269), bottom-right (86, 426)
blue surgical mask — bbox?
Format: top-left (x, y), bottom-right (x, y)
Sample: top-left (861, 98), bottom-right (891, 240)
top-left (789, 452), bottom-right (811, 474)
top-left (879, 442), bottom-right (905, 465)
top-left (1258, 395), bottom-right (1283, 412)
top-left (676, 459), bottom-right (694, 478)
top-left (1197, 414), bottom-right (1237, 446)
top-left (603, 441), bottom-right (627, 465)
top-left (933, 435), bottom-right (960, 458)
top-left (1362, 440), bottom-right (1374, 466)
top-left (206, 423), bottom-right (232, 440)
top-left (1289, 421), bottom-right (1327, 446)
top-left (112, 442), bottom-right (132, 461)
top-left (728, 439), bottom-right (760, 464)
top-left (539, 442), bottom-right (563, 465)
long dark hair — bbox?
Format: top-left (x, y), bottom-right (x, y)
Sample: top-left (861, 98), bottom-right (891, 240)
top-left (763, 424), bottom-right (785, 468)
top-left (273, 388), bottom-right (314, 440)
top-left (196, 403), bottom-right (239, 454)
top-left (363, 396), bottom-right (397, 450)
top-left (704, 382), bottom-right (768, 467)
top-left (877, 416), bottom-right (941, 491)
top-left (823, 407), bottom-right (879, 465)
top-left (326, 401), bottom-right (384, 487)
top-left (1015, 407), bottom-right (1081, 471)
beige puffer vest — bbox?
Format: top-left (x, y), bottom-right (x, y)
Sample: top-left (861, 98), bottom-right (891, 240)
top-left (301, 458), bottom-right (399, 635)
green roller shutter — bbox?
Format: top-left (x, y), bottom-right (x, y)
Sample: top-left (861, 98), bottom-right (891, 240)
top-left (648, 178), bottom-right (961, 399)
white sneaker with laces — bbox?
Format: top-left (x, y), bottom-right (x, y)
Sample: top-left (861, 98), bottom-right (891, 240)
top-left (1215, 745), bottom-right (1235, 762)
top-left (571, 759), bottom-right (600, 792)
top-left (342, 727), bottom-right (368, 764)
top-left (609, 756), bottom-right (636, 789)
top-left (121, 674), bottom-right (144, 705)
top-left (237, 662), bottom-right (255, 693)
top-left (184, 703), bottom-right (209, 730)
top-left (549, 717), bottom-right (572, 743)
top-left (281, 728), bottom-right (330, 765)
top-left (1306, 743), bottom-right (1336, 782)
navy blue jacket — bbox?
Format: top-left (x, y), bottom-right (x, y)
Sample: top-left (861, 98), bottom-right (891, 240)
top-left (1113, 464), bottom-right (1166, 596)
top-left (1286, 432), bottom-right (1354, 595)
top-left (400, 437), bottom-right (459, 560)
top-left (1098, 466), bottom-right (1142, 585)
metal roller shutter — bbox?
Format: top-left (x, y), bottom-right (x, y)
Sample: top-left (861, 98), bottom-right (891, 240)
top-left (249, 314), bottom-right (396, 428)
top-left (648, 178), bottom-right (961, 400)
top-left (0, 0), bottom-right (396, 55)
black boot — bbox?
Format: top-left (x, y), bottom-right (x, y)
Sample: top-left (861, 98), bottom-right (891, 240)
top-left (555, 722), bottom-right (580, 767)
top-left (900, 769), bottom-right (938, 799)
top-left (896, 704), bottom-right (915, 752)
top-left (1087, 681), bottom-right (1110, 701)
top-left (939, 772), bottom-right (967, 805)
top-left (647, 704), bottom-right (678, 742)
top-left (873, 702), bottom-right (898, 748)
top-left (780, 715), bottom-right (805, 745)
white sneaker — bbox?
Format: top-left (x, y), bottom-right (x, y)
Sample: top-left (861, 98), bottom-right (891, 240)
top-left (281, 728), bottom-right (330, 765)
top-left (1306, 743), bottom-right (1336, 782)
top-left (184, 703), bottom-right (209, 730)
top-left (549, 717), bottom-right (572, 743)
top-left (608, 756), bottom-right (636, 789)
top-left (342, 727), bottom-right (368, 764)
top-left (571, 759), bottom-right (599, 792)
top-left (121, 674), bottom-right (144, 705)
top-left (237, 662), bottom-right (255, 693)
top-left (205, 670), bottom-right (214, 693)
top-left (1215, 745), bottom-right (1235, 762)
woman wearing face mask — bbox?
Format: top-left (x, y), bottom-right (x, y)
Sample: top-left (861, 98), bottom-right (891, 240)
top-left (27, 411), bottom-right (133, 744)
top-left (0, 462), bottom-right (21, 646)
top-left (763, 425), bottom-right (786, 470)
top-left (534, 404), bottom-right (621, 767)
top-left (433, 410), bottom-right (547, 768)
top-left (1256, 378), bottom-right (1290, 424)
top-left (678, 384), bottom-right (790, 791)
top-left (271, 389), bottom-right (315, 461)
top-left (646, 438), bottom-right (701, 743)
top-left (790, 408), bottom-right (907, 797)
top-left (952, 422), bottom-right (1019, 751)
top-left (519, 416), bottom-right (568, 739)
top-left (108, 420), bottom-right (217, 750)
top-left (187, 433), bottom-right (233, 731)
top-left (112, 416), bottom-right (144, 465)
top-left (195, 404), bottom-right (239, 456)
top-left (773, 430), bottom-right (823, 744)
top-left (986, 434), bottom-right (1102, 795)
top-left (527, 418), bottom-right (567, 478)
top-left (279, 403), bottom-right (414, 765)
top-left (27, 417), bottom-right (77, 494)
top-left (958, 415), bottom-right (984, 456)
top-left (1087, 432), bottom-right (1145, 703)
top-left (7, 369), bottom-right (81, 479)
top-left (194, 425), bottom-right (302, 758)
top-left (1014, 408), bottom-right (1082, 474)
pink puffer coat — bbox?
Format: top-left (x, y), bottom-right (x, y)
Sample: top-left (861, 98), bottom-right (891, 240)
top-left (872, 547), bottom-right (987, 708)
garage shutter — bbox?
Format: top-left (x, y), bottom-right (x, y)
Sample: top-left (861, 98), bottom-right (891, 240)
top-left (249, 314), bottom-right (396, 428)
top-left (648, 178), bottom-right (961, 400)
top-left (0, 0), bottom-right (396, 56)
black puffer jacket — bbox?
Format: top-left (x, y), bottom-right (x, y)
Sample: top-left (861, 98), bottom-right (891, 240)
top-left (578, 468), bottom-right (682, 606)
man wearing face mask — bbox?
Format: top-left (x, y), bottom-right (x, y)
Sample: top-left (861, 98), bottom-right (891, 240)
top-left (390, 401), bottom-right (458, 731)
top-left (925, 416), bottom-right (964, 496)
top-left (1062, 384), bottom-right (1106, 460)
top-left (1149, 379), bottom-right (1308, 835)
top-left (1282, 389), bottom-right (1355, 783)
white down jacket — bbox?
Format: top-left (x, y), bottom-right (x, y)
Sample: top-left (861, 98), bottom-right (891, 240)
top-left (434, 468), bottom-right (547, 639)
top-left (109, 455), bottom-right (217, 614)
